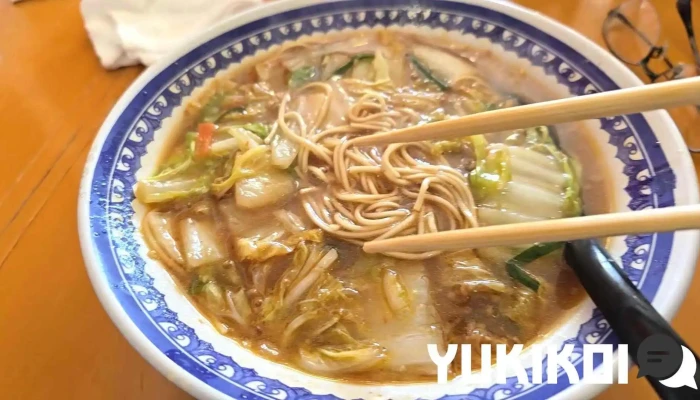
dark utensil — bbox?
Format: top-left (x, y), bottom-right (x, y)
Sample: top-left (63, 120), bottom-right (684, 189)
top-left (564, 239), bottom-right (700, 399)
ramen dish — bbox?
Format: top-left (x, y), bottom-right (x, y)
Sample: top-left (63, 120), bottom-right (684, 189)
top-left (135, 29), bottom-right (605, 382)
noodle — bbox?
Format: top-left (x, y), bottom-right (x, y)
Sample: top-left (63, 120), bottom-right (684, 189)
top-left (275, 78), bottom-right (480, 259)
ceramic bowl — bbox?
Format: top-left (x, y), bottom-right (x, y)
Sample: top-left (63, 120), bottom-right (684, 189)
top-left (78, 1), bottom-right (699, 399)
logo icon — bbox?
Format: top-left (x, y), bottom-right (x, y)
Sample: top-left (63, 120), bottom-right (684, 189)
top-left (637, 334), bottom-right (697, 389)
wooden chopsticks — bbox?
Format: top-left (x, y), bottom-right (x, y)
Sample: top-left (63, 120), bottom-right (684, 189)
top-left (352, 76), bottom-right (700, 146)
top-left (362, 205), bottom-right (700, 253)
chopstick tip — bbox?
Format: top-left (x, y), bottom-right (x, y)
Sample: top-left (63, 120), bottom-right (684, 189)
top-left (362, 241), bottom-right (381, 253)
top-left (351, 135), bottom-right (380, 146)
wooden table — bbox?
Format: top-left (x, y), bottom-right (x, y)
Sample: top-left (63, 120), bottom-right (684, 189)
top-left (0, 0), bottom-right (697, 398)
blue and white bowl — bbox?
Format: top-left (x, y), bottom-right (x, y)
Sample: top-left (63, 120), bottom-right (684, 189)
top-left (78, 0), bottom-right (700, 399)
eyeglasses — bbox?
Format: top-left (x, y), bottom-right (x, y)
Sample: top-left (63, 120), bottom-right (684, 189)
top-left (603, 0), bottom-right (700, 152)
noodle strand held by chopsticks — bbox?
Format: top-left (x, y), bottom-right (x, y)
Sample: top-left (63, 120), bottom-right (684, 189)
top-left (280, 79), bottom-right (482, 259)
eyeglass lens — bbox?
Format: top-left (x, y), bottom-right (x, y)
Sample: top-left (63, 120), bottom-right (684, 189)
top-left (604, 0), bottom-right (662, 65)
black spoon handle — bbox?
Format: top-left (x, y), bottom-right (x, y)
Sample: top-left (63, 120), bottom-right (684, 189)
top-left (564, 239), bottom-right (700, 399)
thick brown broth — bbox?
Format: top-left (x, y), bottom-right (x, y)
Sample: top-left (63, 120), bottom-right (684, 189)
top-left (137, 29), bottom-right (610, 383)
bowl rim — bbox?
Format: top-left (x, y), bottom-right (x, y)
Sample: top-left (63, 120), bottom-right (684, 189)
top-left (78, 1), bottom-right (700, 399)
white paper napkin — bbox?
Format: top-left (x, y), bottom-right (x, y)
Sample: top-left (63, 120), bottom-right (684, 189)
top-left (80, 0), bottom-right (269, 69)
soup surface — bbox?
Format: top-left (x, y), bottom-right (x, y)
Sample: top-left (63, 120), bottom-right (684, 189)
top-left (135, 30), bottom-right (608, 382)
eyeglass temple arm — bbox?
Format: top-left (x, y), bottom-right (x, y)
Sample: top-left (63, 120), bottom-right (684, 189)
top-left (677, 0), bottom-right (700, 68)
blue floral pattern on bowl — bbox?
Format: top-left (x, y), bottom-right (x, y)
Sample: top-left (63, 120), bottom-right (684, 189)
top-left (83, 1), bottom-right (677, 399)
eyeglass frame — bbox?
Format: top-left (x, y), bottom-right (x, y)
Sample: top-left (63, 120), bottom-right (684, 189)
top-left (602, 0), bottom-right (700, 153)
top-left (602, 0), bottom-right (698, 82)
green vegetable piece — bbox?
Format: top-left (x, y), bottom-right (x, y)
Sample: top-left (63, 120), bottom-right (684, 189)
top-left (201, 92), bottom-right (249, 123)
top-left (410, 55), bottom-right (449, 91)
top-left (431, 140), bottom-right (464, 155)
top-left (211, 145), bottom-right (270, 197)
top-left (506, 242), bottom-right (563, 292)
top-left (529, 140), bottom-right (583, 217)
top-left (289, 66), bottom-right (318, 88)
top-left (469, 135), bottom-right (511, 196)
top-left (189, 276), bottom-right (210, 295)
top-left (200, 93), bottom-right (226, 123)
top-left (521, 125), bottom-right (582, 216)
top-left (524, 126), bottom-right (554, 145)
top-left (153, 152), bottom-right (191, 180)
top-left (506, 262), bottom-right (540, 292)
top-left (217, 107), bottom-right (246, 121)
top-left (561, 157), bottom-right (582, 217)
top-left (148, 131), bottom-right (199, 180)
top-left (185, 130), bottom-right (198, 145)
top-left (242, 123), bottom-right (270, 139)
top-left (333, 54), bottom-right (375, 76)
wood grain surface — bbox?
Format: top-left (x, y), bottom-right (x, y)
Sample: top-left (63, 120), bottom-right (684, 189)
top-left (0, 0), bottom-right (697, 399)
